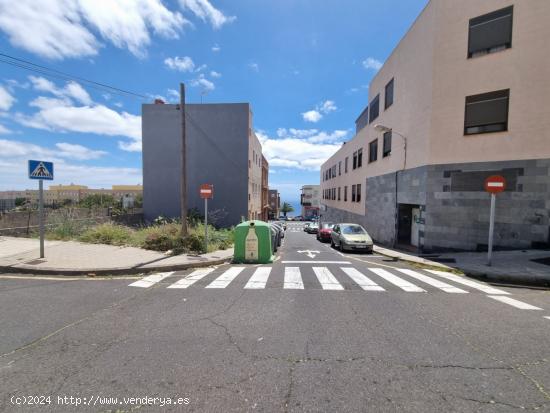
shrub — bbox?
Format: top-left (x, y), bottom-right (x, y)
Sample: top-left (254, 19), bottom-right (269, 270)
top-left (78, 223), bottom-right (133, 246)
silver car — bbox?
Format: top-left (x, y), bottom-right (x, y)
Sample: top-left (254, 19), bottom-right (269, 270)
top-left (330, 223), bottom-right (373, 253)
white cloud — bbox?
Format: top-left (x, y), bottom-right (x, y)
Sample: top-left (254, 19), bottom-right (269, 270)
top-left (64, 82), bottom-right (93, 105)
top-left (0, 138), bottom-right (142, 190)
top-left (28, 76), bottom-right (92, 105)
top-left (319, 100), bottom-right (336, 114)
top-left (0, 0), bottom-right (189, 59)
top-left (164, 56), bottom-right (195, 72)
top-left (190, 74), bottom-right (215, 91)
top-left (0, 85), bottom-right (15, 111)
top-left (210, 70), bottom-right (221, 78)
top-left (0, 124), bottom-right (11, 134)
top-left (17, 77), bottom-right (141, 152)
top-left (276, 128), bottom-right (347, 144)
top-left (211, 44), bottom-right (220, 52)
top-left (362, 57), bottom-right (383, 71)
top-left (55, 142), bottom-right (107, 160)
top-left (167, 88), bottom-right (180, 102)
top-left (257, 129), bottom-right (348, 171)
top-left (301, 100), bottom-right (338, 123)
top-left (178, 0), bottom-right (235, 29)
top-left (301, 110), bottom-right (322, 123)
top-left (248, 62), bottom-right (259, 72)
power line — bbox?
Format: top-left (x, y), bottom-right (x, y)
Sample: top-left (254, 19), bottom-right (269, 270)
top-left (0, 52), bottom-right (149, 100)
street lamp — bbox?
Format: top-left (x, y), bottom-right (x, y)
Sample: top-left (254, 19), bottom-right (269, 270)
top-left (374, 124), bottom-right (407, 170)
top-left (374, 124), bottom-right (409, 248)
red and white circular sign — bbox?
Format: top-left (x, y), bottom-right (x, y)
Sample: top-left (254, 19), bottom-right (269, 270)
top-left (199, 184), bottom-right (213, 199)
top-left (484, 175), bottom-right (506, 194)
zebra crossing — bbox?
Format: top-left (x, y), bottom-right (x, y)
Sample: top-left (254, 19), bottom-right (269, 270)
top-left (129, 265), bottom-right (511, 296)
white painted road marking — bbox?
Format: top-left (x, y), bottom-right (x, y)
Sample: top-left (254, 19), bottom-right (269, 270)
top-left (129, 272), bottom-right (174, 288)
top-left (340, 267), bottom-right (385, 291)
top-left (368, 268), bottom-right (426, 292)
top-left (487, 296), bottom-right (543, 310)
top-left (426, 270), bottom-right (510, 295)
top-left (282, 261), bottom-right (351, 264)
top-left (544, 316), bottom-right (550, 320)
top-left (396, 269), bottom-right (468, 293)
top-left (167, 268), bottom-right (215, 289)
top-left (284, 267), bottom-right (304, 289)
top-left (312, 267), bottom-right (344, 290)
top-left (206, 267), bottom-right (245, 289)
top-left (245, 267), bottom-right (272, 289)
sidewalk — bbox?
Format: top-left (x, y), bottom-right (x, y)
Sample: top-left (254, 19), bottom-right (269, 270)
top-left (374, 245), bottom-right (550, 287)
top-left (0, 236), bottom-right (233, 276)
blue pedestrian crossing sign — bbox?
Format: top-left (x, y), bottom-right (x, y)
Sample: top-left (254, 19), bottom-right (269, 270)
top-left (28, 160), bottom-right (54, 180)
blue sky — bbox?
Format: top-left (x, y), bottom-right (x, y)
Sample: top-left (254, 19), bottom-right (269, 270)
top-left (0, 0), bottom-right (428, 203)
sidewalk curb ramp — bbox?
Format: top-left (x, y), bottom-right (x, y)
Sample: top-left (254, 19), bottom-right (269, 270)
top-left (0, 256), bottom-right (232, 276)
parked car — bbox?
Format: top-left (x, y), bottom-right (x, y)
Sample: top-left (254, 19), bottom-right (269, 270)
top-left (294, 215), bottom-right (303, 221)
top-left (316, 222), bottom-right (334, 242)
top-left (330, 223), bottom-right (373, 253)
top-left (305, 222), bottom-right (319, 234)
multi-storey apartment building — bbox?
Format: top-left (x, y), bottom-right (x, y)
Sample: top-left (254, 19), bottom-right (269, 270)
top-left (0, 184), bottom-right (142, 207)
top-left (260, 155), bottom-right (269, 221)
top-left (321, 0), bottom-right (550, 252)
top-left (301, 185), bottom-right (320, 219)
top-left (142, 102), bottom-right (265, 227)
top-left (268, 189), bottom-right (280, 220)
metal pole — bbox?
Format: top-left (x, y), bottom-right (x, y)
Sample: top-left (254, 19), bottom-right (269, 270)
top-left (39, 179), bottom-right (44, 258)
top-left (204, 198), bottom-right (208, 254)
top-left (180, 83), bottom-right (188, 236)
top-left (487, 193), bottom-right (496, 266)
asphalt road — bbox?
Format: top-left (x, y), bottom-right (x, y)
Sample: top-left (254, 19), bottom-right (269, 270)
top-left (1, 223), bottom-right (549, 412)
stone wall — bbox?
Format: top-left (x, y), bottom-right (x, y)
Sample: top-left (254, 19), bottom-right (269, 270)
top-left (424, 159), bottom-right (550, 252)
top-left (321, 158), bottom-right (550, 252)
top-left (0, 208), bottom-right (143, 236)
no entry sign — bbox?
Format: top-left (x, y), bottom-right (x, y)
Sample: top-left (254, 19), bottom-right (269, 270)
top-left (200, 184), bottom-right (213, 199)
top-left (484, 175), bottom-right (506, 194)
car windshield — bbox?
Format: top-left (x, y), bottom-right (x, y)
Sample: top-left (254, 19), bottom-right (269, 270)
top-left (342, 225), bottom-right (367, 235)
top-left (321, 223), bottom-right (334, 229)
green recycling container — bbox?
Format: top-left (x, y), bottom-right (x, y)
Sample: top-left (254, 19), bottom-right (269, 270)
top-left (233, 220), bottom-right (274, 264)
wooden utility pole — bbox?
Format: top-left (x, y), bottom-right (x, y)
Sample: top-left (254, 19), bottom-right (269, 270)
top-left (180, 83), bottom-right (188, 235)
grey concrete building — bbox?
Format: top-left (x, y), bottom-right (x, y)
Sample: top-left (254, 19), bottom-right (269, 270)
top-left (321, 0), bottom-right (550, 252)
top-left (142, 102), bottom-right (264, 227)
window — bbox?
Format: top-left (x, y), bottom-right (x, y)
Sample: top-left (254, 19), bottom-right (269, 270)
top-left (369, 139), bottom-right (378, 163)
top-left (468, 6), bottom-right (513, 58)
top-left (332, 188), bottom-right (336, 200)
top-left (338, 161), bottom-right (341, 176)
top-left (383, 131), bottom-right (392, 157)
top-left (338, 187), bottom-right (341, 201)
top-left (345, 157), bottom-right (348, 173)
top-left (357, 148), bottom-right (363, 168)
top-left (356, 184), bottom-right (361, 203)
top-left (344, 186), bottom-right (348, 202)
top-left (333, 165), bottom-right (336, 177)
top-left (464, 89), bottom-right (509, 135)
top-left (385, 78), bottom-right (394, 109)
top-left (368, 94), bottom-right (380, 124)
top-left (351, 185), bottom-right (356, 202)
top-left (352, 151), bottom-right (357, 170)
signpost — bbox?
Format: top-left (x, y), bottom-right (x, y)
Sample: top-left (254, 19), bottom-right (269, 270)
top-left (484, 175), bottom-right (506, 266)
top-left (28, 160), bottom-right (54, 258)
top-left (199, 184), bottom-right (214, 254)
